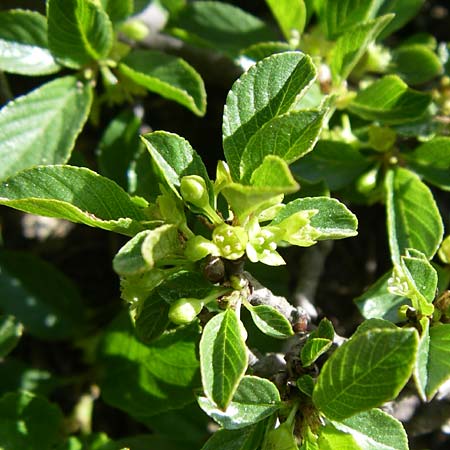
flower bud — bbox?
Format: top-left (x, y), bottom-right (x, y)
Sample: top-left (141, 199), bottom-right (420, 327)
top-left (169, 298), bottom-right (204, 325)
top-left (120, 20), bottom-right (149, 41)
top-left (180, 175), bottom-right (210, 209)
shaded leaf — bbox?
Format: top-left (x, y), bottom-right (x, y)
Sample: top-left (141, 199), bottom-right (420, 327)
top-left (0, 315), bottom-right (23, 358)
top-left (100, 0), bottom-right (133, 22)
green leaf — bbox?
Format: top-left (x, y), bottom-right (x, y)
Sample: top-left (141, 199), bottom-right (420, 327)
top-left (266, 0), bottom-right (307, 40)
top-left (271, 197), bottom-right (358, 240)
top-left (246, 304), bottom-right (294, 339)
top-left (415, 323), bottom-right (450, 401)
top-left (201, 421), bottom-right (268, 450)
top-left (113, 230), bottom-right (153, 276)
top-left (198, 375), bottom-right (280, 429)
top-left (377, 0), bottom-right (425, 40)
top-left (391, 44), bottom-right (442, 85)
top-left (100, 0), bottom-right (133, 22)
top-left (200, 309), bottom-right (248, 410)
top-left (330, 15), bottom-right (393, 82)
top-left (99, 312), bottom-right (200, 420)
top-left (318, 423), bottom-right (361, 449)
top-left (385, 167), bottom-right (443, 263)
top-left (0, 391), bottom-right (63, 450)
top-left (297, 374), bottom-right (315, 397)
top-left (0, 165), bottom-right (147, 236)
top-left (301, 338), bottom-right (332, 367)
top-left (405, 137), bottom-right (450, 191)
top-left (47, 0), bottom-right (113, 68)
top-left (313, 327), bottom-right (418, 420)
top-left (0, 251), bottom-right (87, 340)
top-left (292, 140), bottom-right (371, 190)
top-left (315, 0), bottom-right (378, 39)
top-left (119, 50), bottom-right (206, 116)
top-left (348, 75), bottom-right (431, 124)
top-left (97, 109), bottom-right (143, 192)
top-left (330, 408), bottom-right (409, 450)
top-left (142, 131), bottom-right (210, 197)
top-left (0, 76), bottom-right (92, 181)
top-left (167, 1), bottom-right (276, 59)
top-left (0, 10), bottom-right (60, 75)
top-left (223, 51), bottom-right (316, 179)
top-left (354, 271), bottom-right (408, 322)
top-left (0, 315), bottom-right (23, 358)
top-left (239, 110), bottom-right (325, 182)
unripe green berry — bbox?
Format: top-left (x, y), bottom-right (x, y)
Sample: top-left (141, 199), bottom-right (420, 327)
top-left (180, 175), bottom-right (209, 208)
top-left (168, 298), bottom-right (204, 324)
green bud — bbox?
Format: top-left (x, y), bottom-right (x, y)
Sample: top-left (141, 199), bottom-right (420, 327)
top-left (356, 166), bottom-right (379, 194)
top-left (120, 20), bottom-right (149, 41)
top-left (168, 298), bottom-right (204, 324)
top-left (213, 224), bottom-right (247, 260)
top-left (180, 175), bottom-right (210, 209)
top-left (368, 125), bottom-right (396, 152)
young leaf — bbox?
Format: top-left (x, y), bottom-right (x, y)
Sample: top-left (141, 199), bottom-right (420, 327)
top-left (0, 166), bottom-right (147, 236)
top-left (100, 312), bottom-right (201, 420)
top-left (200, 309), bottom-right (248, 410)
top-left (223, 51), bottom-right (316, 179)
top-left (313, 327), bottom-right (418, 420)
top-left (415, 322), bottom-right (450, 401)
top-left (354, 271), bottom-right (409, 322)
top-left (330, 15), bottom-right (393, 82)
top-left (142, 131), bottom-right (210, 197)
top-left (167, 2), bottom-right (276, 59)
top-left (100, 0), bottom-right (133, 22)
top-left (0, 9), bottom-right (60, 75)
top-left (405, 137), bottom-right (450, 191)
top-left (0, 251), bottom-right (87, 340)
top-left (292, 140), bottom-right (371, 190)
top-left (348, 75), bottom-right (431, 124)
top-left (198, 375), bottom-right (280, 429)
top-left (119, 50), bottom-right (206, 116)
top-left (329, 408), bottom-right (409, 450)
top-left (297, 374), bottom-right (315, 397)
top-left (318, 423), bottom-right (361, 449)
top-left (246, 304), bottom-right (294, 339)
top-left (385, 167), bottom-right (443, 263)
top-left (0, 315), bottom-right (23, 358)
top-left (239, 110), bottom-right (325, 182)
top-left (315, 0), bottom-right (378, 39)
top-left (0, 76), bottom-right (92, 181)
top-left (266, 0), bottom-right (307, 40)
top-left (271, 197), bottom-right (358, 240)
top-left (301, 338), bottom-right (332, 367)
top-left (47, 0), bottom-right (113, 68)
top-left (0, 391), bottom-right (63, 450)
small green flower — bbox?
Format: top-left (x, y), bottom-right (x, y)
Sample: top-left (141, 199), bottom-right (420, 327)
top-left (213, 223), bottom-right (248, 260)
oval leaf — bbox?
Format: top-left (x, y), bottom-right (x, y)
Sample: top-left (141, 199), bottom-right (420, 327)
top-left (200, 309), bottom-right (248, 410)
top-left (247, 304), bottom-right (294, 339)
top-left (0, 165), bottom-right (147, 236)
top-left (120, 49), bottom-right (206, 116)
top-left (0, 76), bottom-right (92, 181)
top-left (313, 327), bottom-right (418, 420)
top-left (0, 9), bottom-right (60, 75)
top-left (198, 375), bottom-right (280, 429)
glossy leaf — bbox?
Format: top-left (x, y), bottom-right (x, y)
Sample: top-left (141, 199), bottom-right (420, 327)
top-left (313, 327), bottom-right (418, 420)
top-left (348, 75), bottom-right (431, 124)
top-left (119, 50), bottom-right (206, 116)
top-left (266, 0), bottom-right (307, 40)
top-left (354, 271), bottom-right (408, 322)
top-left (0, 251), bottom-right (86, 340)
top-left (167, 1), bottom-right (276, 59)
top-left (47, 0), bottom-right (113, 68)
top-left (271, 197), bottom-right (358, 240)
top-left (292, 140), bottom-right (371, 190)
top-left (0, 9), bottom-right (60, 75)
top-left (329, 408), bottom-right (409, 450)
top-left (200, 309), bottom-right (248, 410)
top-left (315, 0), bottom-right (378, 39)
top-left (198, 376), bottom-right (280, 429)
top-left (142, 131), bottom-right (210, 197)
top-left (0, 76), bottom-right (92, 181)
top-left (330, 15), bottom-right (393, 82)
top-left (223, 52), bottom-right (316, 179)
top-left (301, 337), bottom-right (332, 367)
top-left (100, 312), bottom-right (200, 420)
top-left (0, 315), bottom-right (23, 358)
top-left (239, 110), bottom-right (325, 182)
top-left (246, 304), bottom-right (294, 339)
top-left (0, 391), bottom-right (63, 450)
top-left (385, 167), bottom-right (443, 263)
